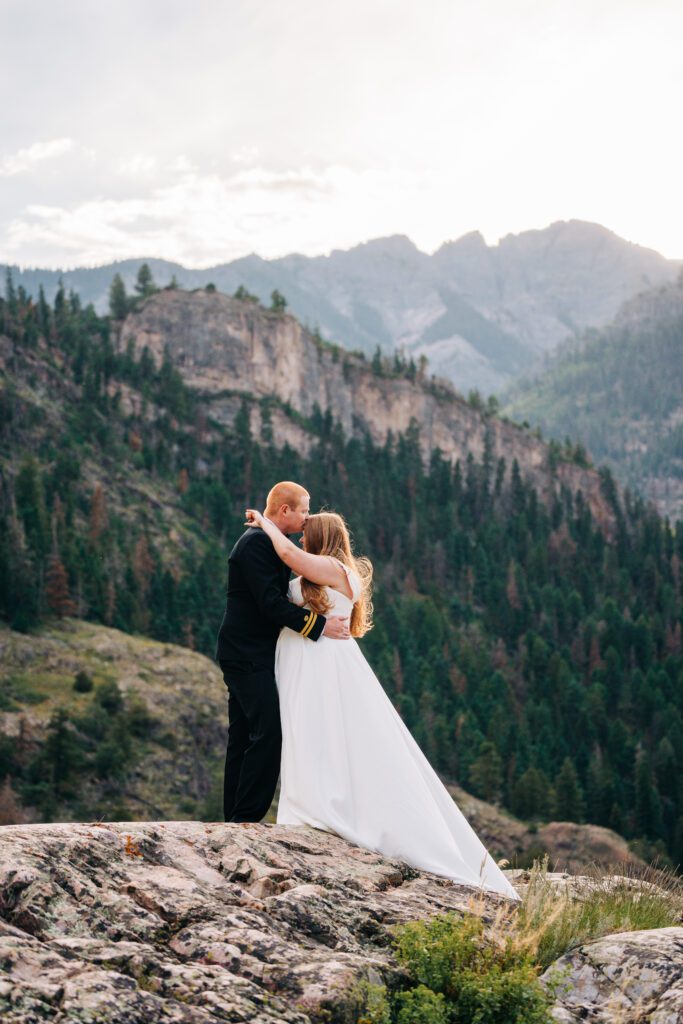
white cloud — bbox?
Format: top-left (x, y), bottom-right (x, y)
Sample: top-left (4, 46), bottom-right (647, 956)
top-left (0, 138), bottom-right (75, 177)
top-left (116, 154), bottom-right (157, 178)
top-left (231, 146), bottom-right (261, 166)
top-left (2, 165), bottom-right (351, 266)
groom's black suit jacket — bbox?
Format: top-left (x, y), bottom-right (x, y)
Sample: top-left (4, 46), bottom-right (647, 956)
top-left (215, 526), bottom-right (326, 670)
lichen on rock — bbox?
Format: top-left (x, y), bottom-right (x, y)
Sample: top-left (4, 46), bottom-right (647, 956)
top-left (543, 927), bottom-right (683, 1023)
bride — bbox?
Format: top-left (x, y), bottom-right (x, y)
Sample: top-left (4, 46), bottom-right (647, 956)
top-left (244, 507), bottom-right (519, 901)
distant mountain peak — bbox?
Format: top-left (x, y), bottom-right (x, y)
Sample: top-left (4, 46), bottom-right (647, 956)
top-left (496, 219), bottom-right (663, 256)
top-left (435, 230), bottom-right (487, 255)
top-left (339, 234), bottom-right (422, 258)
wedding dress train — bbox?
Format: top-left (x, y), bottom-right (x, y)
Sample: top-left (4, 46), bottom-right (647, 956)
top-left (275, 565), bottom-right (519, 901)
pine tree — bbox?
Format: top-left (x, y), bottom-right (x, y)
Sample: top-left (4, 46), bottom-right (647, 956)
top-left (132, 535), bottom-right (154, 601)
top-left (53, 277), bottom-right (66, 328)
top-left (506, 559), bottom-right (521, 609)
top-left (15, 457), bottom-right (49, 556)
top-left (37, 284), bottom-right (51, 338)
top-left (4, 267), bottom-right (17, 319)
top-left (109, 273), bottom-right (129, 318)
top-left (234, 284), bottom-right (259, 302)
top-left (468, 740), bottom-right (503, 803)
top-left (43, 708), bottom-right (83, 797)
top-left (554, 757), bottom-right (585, 821)
top-left (653, 737), bottom-right (678, 799)
top-left (270, 289), bottom-right (287, 313)
top-left (134, 263), bottom-right (156, 298)
top-left (634, 748), bottom-right (663, 839)
top-left (45, 553), bottom-right (76, 617)
top-left (89, 484), bottom-right (108, 544)
top-left (512, 766), bottom-right (551, 820)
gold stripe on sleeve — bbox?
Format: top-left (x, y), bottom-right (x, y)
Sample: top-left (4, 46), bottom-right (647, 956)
top-left (301, 610), bottom-right (317, 634)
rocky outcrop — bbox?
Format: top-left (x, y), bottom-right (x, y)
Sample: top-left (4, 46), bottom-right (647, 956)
top-left (119, 289), bottom-right (615, 528)
top-left (544, 927), bottom-right (683, 1023)
top-left (0, 820), bottom-right (513, 1022)
top-left (1, 823), bottom-right (679, 1024)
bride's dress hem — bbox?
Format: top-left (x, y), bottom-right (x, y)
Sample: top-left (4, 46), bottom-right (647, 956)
top-left (275, 819), bottom-right (520, 901)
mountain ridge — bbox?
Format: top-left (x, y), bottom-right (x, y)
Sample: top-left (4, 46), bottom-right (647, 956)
top-left (4, 219), bottom-right (678, 394)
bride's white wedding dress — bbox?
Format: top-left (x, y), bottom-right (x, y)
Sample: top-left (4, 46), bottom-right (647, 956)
top-left (275, 563), bottom-right (519, 901)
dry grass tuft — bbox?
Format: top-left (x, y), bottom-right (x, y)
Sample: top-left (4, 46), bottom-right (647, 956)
top-left (510, 855), bottom-right (683, 969)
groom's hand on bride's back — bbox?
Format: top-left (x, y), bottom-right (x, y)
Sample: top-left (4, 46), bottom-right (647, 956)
top-left (323, 615), bottom-right (351, 640)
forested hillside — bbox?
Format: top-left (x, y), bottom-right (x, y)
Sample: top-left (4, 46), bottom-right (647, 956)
top-left (2, 272), bottom-right (683, 868)
top-left (505, 278), bottom-right (683, 520)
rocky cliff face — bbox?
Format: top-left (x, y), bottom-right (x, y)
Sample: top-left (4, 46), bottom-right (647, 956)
top-left (119, 289), bottom-right (615, 528)
top-left (1, 823), bottom-right (680, 1024)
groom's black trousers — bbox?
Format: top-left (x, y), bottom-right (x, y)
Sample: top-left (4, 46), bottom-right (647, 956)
top-left (219, 661), bottom-right (282, 823)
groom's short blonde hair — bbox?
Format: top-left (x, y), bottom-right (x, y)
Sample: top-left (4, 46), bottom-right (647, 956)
top-left (265, 481), bottom-right (309, 515)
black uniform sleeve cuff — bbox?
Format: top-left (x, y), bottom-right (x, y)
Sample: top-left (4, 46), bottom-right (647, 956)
top-left (298, 610), bottom-right (325, 641)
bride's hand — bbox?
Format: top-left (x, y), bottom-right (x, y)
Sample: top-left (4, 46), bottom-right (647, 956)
top-left (245, 508), bottom-right (265, 528)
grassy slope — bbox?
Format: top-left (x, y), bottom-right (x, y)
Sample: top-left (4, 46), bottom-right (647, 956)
top-left (1, 619), bottom-right (226, 822)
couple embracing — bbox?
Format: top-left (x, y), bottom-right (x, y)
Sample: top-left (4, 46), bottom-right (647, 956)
top-left (215, 481), bottom-right (518, 901)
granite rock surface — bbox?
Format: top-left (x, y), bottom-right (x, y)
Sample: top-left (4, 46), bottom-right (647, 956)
top-left (0, 820), bottom-right (511, 1022)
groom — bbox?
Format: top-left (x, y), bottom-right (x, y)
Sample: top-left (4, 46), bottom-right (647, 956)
top-left (216, 480), bottom-right (350, 823)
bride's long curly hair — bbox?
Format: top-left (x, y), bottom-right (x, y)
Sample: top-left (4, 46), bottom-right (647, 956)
top-left (300, 512), bottom-right (373, 637)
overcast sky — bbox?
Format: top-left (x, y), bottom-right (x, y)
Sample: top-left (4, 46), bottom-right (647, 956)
top-left (1, 0), bottom-right (682, 269)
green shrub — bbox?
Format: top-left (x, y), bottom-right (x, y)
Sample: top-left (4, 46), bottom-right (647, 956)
top-left (73, 669), bottom-right (94, 693)
top-left (0, 676), bottom-right (46, 708)
top-left (356, 982), bottom-right (392, 1024)
top-left (96, 680), bottom-right (124, 713)
top-left (395, 985), bottom-right (448, 1024)
top-left (94, 739), bottom-right (125, 780)
top-left (126, 694), bottom-right (153, 737)
top-left (392, 913), bottom-right (552, 1024)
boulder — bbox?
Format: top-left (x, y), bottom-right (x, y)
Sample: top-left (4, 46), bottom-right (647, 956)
top-left (544, 927), bottom-right (683, 1023)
